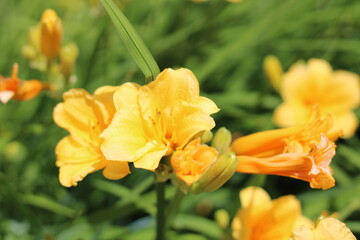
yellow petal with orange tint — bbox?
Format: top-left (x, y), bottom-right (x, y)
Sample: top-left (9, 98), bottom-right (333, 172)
top-left (291, 217), bottom-right (356, 240)
top-left (56, 136), bottom-right (105, 187)
top-left (240, 186), bottom-right (271, 209)
top-left (232, 186), bottom-right (302, 240)
top-left (103, 160), bottom-right (131, 180)
top-left (143, 68), bottom-right (200, 109)
top-left (273, 102), bottom-right (310, 127)
top-left (171, 101), bottom-right (216, 150)
top-left (195, 96), bottom-right (220, 115)
top-left (54, 89), bottom-right (102, 143)
top-left (100, 108), bottom-right (150, 161)
top-left (331, 112), bottom-right (358, 138)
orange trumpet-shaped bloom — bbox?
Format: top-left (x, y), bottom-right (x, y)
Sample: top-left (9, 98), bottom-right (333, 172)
top-left (0, 64), bottom-right (47, 104)
top-left (101, 68), bottom-right (219, 171)
top-left (41, 9), bottom-right (62, 60)
top-left (232, 187), bottom-right (313, 240)
top-left (53, 86), bottom-right (130, 187)
top-left (274, 59), bottom-right (360, 138)
top-left (232, 110), bottom-right (341, 189)
top-left (291, 217), bottom-right (356, 240)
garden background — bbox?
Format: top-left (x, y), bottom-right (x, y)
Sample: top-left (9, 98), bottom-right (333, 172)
top-left (1, 0), bottom-right (360, 239)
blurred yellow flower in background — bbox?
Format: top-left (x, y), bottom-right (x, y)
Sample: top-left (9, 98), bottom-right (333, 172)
top-left (232, 109), bottom-right (341, 189)
top-left (101, 68), bottom-right (219, 171)
top-left (273, 59), bottom-right (360, 138)
top-left (53, 86), bottom-right (130, 187)
top-left (41, 9), bottom-right (63, 61)
top-left (232, 186), bottom-right (313, 240)
top-left (291, 217), bottom-right (356, 240)
top-left (0, 64), bottom-right (47, 104)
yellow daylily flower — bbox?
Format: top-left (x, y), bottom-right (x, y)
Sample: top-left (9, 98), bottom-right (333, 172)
top-left (0, 64), bottom-right (48, 104)
top-left (232, 109), bottom-right (342, 189)
top-left (41, 9), bottom-right (63, 60)
top-left (232, 186), bottom-right (313, 240)
top-left (274, 58), bottom-right (360, 138)
top-left (53, 86), bottom-right (130, 187)
top-left (101, 68), bottom-right (219, 171)
top-left (291, 217), bottom-right (356, 240)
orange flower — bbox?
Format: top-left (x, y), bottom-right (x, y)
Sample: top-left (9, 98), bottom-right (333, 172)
top-left (171, 138), bottom-right (218, 186)
top-left (0, 64), bottom-right (47, 104)
top-left (232, 186), bottom-right (313, 240)
top-left (232, 110), bottom-right (341, 189)
top-left (41, 9), bottom-right (62, 60)
top-left (171, 128), bottom-right (238, 193)
top-left (53, 86), bottom-right (130, 187)
top-left (274, 59), bottom-right (360, 138)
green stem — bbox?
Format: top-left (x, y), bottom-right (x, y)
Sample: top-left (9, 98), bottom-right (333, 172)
top-left (156, 181), bottom-right (166, 240)
top-left (164, 188), bottom-right (185, 231)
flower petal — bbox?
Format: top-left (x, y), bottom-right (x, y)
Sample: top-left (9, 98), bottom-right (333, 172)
top-left (332, 111), bottom-right (358, 138)
top-left (53, 89), bottom-right (108, 143)
top-left (100, 108), bottom-right (149, 161)
top-left (194, 96), bottom-right (220, 115)
top-left (0, 90), bottom-right (15, 103)
top-left (103, 160), bottom-right (130, 180)
top-left (171, 101), bottom-right (216, 150)
top-left (56, 136), bottom-right (105, 187)
top-left (273, 102), bottom-right (310, 127)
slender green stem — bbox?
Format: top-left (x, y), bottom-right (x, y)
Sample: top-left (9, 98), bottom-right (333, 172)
top-left (156, 181), bottom-right (166, 240)
top-left (164, 188), bottom-right (185, 231)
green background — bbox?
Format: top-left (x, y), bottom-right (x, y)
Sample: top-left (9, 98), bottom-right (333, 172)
top-left (0, 0), bottom-right (359, 239)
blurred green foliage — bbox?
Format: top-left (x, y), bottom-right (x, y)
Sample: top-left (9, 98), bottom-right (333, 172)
top-left (0, 0), bottom-right (359, 239)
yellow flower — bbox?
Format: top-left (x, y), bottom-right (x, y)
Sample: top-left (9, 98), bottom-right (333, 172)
top-left (274, 59), bottom-right (360, 138)
top-left (232, 109), bottom-right (341, 189)
top-left (232, 186), bottom-right (313, 240)
top-left (53, 86), bottom-right (130, 187)
top-left (291, 217), bottom-right (356, 240)
top-left (101, 68), bottom-right (219, 170)
top-left (0, 64), bottom-right (47, 104)
top-left (41, 9), bottom-right (63, 60)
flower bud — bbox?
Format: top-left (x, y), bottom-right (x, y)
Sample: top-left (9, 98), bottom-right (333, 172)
top-left (40, 9), bottom-right (62, 60)
top-left (22, 45), bottom-right (37, 61)
top-left (263, 55), bottom-right (283, 91)
top-left (190, 152), bottom-right (238, 194)
top-left (211, 127), bottom-right (232, 155)
top-left (215, 209), bottom-right (230, 229)
top-left (28, 24), bottom-right (41, 52)
top-left (201, 130), bottom-right (213, 144)
top-left (60, 43), bottom-right (79, 77)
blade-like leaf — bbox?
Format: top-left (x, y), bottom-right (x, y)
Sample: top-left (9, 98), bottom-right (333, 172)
top-left (100, 0), bottom-right (160, 82)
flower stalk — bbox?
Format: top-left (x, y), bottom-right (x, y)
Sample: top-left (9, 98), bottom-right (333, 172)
top-left (156, 181), bottom-right (166, 240)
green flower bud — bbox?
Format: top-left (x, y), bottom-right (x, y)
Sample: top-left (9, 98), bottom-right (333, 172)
top-left (211, 127), bottom-right (232, 155)
top-left (215, 209), bottom-right (230, 229)
top-left (190, 152), bottom-right (238, 194)
top-left (201, 130), bottom-right (213, 144)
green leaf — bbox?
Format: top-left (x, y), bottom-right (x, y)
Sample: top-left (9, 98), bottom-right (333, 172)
top-left (100, 0), bottom-right (160, 82)
top-left (173, 214), bottom-right (223, 239)
top-left (23, 194), bottom-right (78, 218)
